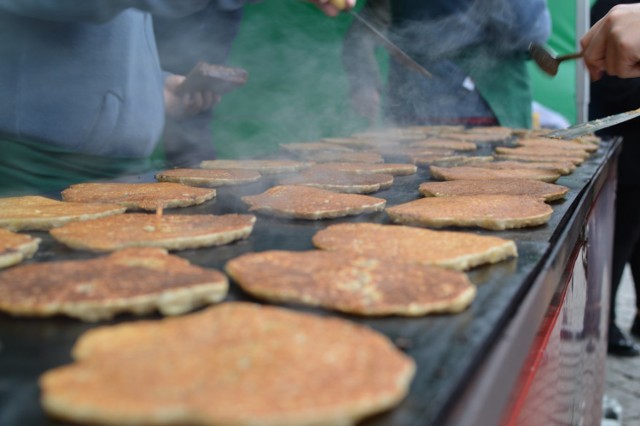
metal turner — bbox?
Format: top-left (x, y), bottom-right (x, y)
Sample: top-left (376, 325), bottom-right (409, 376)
top-left (529, 43), bottom-right (583, 77)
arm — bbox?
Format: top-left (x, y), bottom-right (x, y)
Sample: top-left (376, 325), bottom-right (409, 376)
top-left (581, 4), bottom-right (640, 80)
top-left (0, 0), bottom-right (209, 23)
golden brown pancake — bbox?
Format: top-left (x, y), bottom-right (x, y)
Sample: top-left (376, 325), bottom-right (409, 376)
top-left (0, 248), bottom-right (228, 321)
top-left (408, 139), bottom-right (478, 151)
top-left (469, 160), bottom-right (576, 175)
top-left (429, 166), bottom-right (560, 183)
top-left (279, 141), bottom-right (355, 154)
top-left (374, 146), bottom-right (455, 159)
top-left (515, 137), bottom-right (598, 152)
top-left (312, 223), bottom-right (517, 271)
top-left (310, 151), bottom-right (384, 163)
top-left (40, 302), bottom-right (415, 426)
top-left (412, 155), bottom-right (493, 167)
top-left (419, 179), bottom-right (569, 201)
top-left (50, 213), bottom-right (256, 252)
top-left (495, 146), bottom-right (590, 159)
top-left (0, 196), bottom-right (126, 231)
top-left (200, 159), bottom-right (312, 174)
top-left (311, 162), bottom-right (417, 176)
top-left (0, 228), bottom-right (40, 269)
top-left (386, 194), bottom-right (553, 230)
top-left (226, 250), bottom-right (476, 315)
top-left (438, 132), bottom-right (509, 143)
top-left (494, 153), bottom-right (585, 165)
top-left (279, 169), bottom-right (393, 194)
top-left (155, 168), bottom-right (261, 187)
top-left (61, 182), bottom-right (215, 211)
top-left (242, 185), bottom-right (386, 219)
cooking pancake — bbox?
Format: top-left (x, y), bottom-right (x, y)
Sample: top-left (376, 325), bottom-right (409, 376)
top-left (226, 250), bottom-right (476, 316)
top-left (419, 179), bottom-right (569, 201)
top-left (386, 194), bottom-right (553, 230)
top-left (40, 302), bottom-right (415, 426)
top-left (438, 132), bottom-right (508, 143)
top-left (242, 185), bottom-right (386, 219)
top-left (495, 146), bottom-right (590, 159)
top-left (466, 126), bottom-right (514, 138)
top-left (412, 154), bottom-right (493, 167)
top-left (469, 160), bottom-right (576, 175)
top-left (515, 137), bottom-right (598, 153)
top-left (408, 139), bottom-right (477, 151)
top-left (495, 153), bottom-right (585, 165)
top-left (279, 141), bottom-right (354, 154)
top-left (0, 228), bottom-right (40, 269)
top-left (312, 223), bottom-right (517, 271)
top-left (375, 146), bottom-right (455, 159)
top-left (50, 213), bottom-right (256, 252)
top-left (0, 196), bottom-right (126, 231)
top-left (61, 182), bottom-right (215, 211)
top-left (0, 247), bottom-right (227, 321)
top-left (280, 169), bottom-right (393, 194)
top-left (429, 166), bottom-right (560, 183)
top-left (155, 168), bottom-right (261, 187)
top-left (311, 162), bottom-right (417, 176)
top-left (311, 151), bottom-right (384, 163)
top-left (200, 159), bottom-right (312, 174)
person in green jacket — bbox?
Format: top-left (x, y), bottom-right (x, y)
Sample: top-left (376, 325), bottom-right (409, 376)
top-left (342, 0), bottom-right (551, 129)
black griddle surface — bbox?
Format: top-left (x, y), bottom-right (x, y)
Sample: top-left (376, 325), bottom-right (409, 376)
top-left (0, 139), bottom-right (616, 426)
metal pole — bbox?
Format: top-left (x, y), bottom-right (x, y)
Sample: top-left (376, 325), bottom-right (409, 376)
top-left (576, 0), bottom-right (590, 123)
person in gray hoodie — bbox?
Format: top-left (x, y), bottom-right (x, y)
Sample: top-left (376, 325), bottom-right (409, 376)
top-left (0, 0), bottom-right (354, 196)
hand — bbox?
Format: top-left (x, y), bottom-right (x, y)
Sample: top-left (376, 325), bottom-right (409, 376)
top-left (307, 0), bottom-right (356, 17)
top-left (580, 4), bottom-right (640, 81)
top-left (164, 74), bottom-right (220, 119)
top-left (350, 87), bottom-right (381, 126)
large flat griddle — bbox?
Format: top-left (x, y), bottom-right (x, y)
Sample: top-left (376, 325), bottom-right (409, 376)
top-left (0, 138), bottom-right (617, 426)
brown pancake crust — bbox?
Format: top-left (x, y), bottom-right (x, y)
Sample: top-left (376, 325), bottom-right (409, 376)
top-left (469, 160), bottom-right (576, 175)
top-left (312, 223), bottom-right (517, 271)
top-left (386, 194), bottom-right (553, 230)
top-left (495, 146), bottom-right (590, 159)
top-left (226, 251), bottom-right (476, 316)
top-left (412, 155), bottom-right (493, 167)
top-left (408, 139), bottom-right (478, 151)
top-left (311, 162), bottom-right (417, 176)
top-left (61, 183), bottom-right (215, 211)
top-left (280, 170), bottom-right (393, 194)
top-left (0, 228), bottom-right (40, 269)
top-left (242, 185), bottom-right (386, 219)
top-left (419, 179), bottom-right (569, 201)
top-left (0, 248), bottom-right (228, 321)
top-left (429, 166), bottom-right (560, 183)
top-left (40, 302), bottom-right (416, 426)
top-left (0, 196), bottom-right (126, 231)
top-left (50, 213), bottom-right (256, 252)
top-left (308, 151), bottom-right (384, 163)
top-left (515, 137), bottom-right (598, 152)
top-left (200, 159), bottom-right (312, 174)
top-left (155, 168), bottom-right (261, 187)
top-left (494, 153), bottom-right (585, 165)
top-left (437, 131), bottom-right (510, 143)
top-left (280, 141), bottom-right (355, 153)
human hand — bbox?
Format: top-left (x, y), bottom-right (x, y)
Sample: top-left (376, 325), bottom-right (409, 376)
top-left (307, 0), bottom-right (356, 17)
top-left (164, 74), bottom-right (220, 119)
top-left (581, 4), bottom-right (640, 81)
top-left (350, 87), bottom-right (381, 126)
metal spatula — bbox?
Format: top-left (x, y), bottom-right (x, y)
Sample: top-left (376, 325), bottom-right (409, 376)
top-left (546, 108), bottom-right (640, 139)
top-left (529, 43), bottom-right (583, 76)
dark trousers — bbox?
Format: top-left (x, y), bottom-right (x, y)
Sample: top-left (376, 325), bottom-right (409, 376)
top-left (610, 184), bottom-right (640, 323)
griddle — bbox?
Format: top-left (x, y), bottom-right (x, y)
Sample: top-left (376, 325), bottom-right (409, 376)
top-left (0, 138), bottom-right (617, 426)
